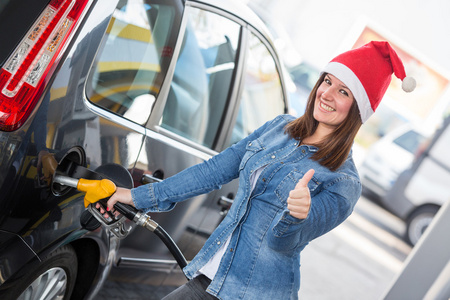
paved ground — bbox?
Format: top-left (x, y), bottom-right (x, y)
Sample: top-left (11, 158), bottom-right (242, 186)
top-left (97, 281), bottom-right (177, 300)
top-left (299, 196), bottom-right (411, 300)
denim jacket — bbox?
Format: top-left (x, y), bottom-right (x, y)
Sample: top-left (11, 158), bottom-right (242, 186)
top-left (132, 114), bottom-right (361, 300)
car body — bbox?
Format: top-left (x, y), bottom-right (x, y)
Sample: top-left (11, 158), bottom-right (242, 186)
top-left (383, 116), bottom-right (450, 246)
top-left (359, 123), bottom-right (427, 201)
top-left (0, 0), bottom-right (290, 298)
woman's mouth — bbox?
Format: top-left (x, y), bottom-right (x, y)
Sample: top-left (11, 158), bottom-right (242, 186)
top-left (320, 101), bottom-right (336, 112)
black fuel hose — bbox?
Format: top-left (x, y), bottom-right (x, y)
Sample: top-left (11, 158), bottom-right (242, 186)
top-left (153, 226), bottom-right (188, 269)
top-left (113, 202), bottom-right (188, 270)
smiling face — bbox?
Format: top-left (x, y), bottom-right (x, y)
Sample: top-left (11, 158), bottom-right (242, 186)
top-left (313, 74), bottom-right (355, 133)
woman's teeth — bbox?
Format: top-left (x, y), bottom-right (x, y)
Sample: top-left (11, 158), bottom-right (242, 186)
top-left (320, 102), bottom-right (335, 112)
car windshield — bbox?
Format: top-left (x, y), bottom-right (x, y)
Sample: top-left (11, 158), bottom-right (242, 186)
top-left (393, 130), bottom-right (426, 154)
top-left (0, 0), bottom-right (50, 67)
top-left (288, 62), bottom-right (320, 91)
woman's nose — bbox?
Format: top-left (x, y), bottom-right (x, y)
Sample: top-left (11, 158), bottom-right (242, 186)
top-left (321, 86), bottom-right (334, 100)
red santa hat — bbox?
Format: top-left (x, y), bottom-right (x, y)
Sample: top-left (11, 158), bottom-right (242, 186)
top-left (322, 41), bottom-right (416, 123)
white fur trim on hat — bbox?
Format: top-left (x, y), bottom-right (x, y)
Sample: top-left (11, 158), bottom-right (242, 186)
top-left (402, 76), bottom-right (416, 92)
top-left (322, 61), bottom-right (373, 123)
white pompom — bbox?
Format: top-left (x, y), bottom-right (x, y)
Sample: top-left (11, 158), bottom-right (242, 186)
top-left (402, 76), bottom-right (416, 92)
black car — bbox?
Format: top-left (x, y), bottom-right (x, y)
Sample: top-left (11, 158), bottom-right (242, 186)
top-left (0, 0), bottom-right (290, 298)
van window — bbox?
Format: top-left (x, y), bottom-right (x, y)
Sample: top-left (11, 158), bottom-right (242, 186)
top-left (160, 7), bottom-right (240, 148)
top-left (228, 32), bottom-right (285, 146)
top-left (393, 130), bottom-right (425, 154)
top-left (86, 0), bottom-right (183, 125)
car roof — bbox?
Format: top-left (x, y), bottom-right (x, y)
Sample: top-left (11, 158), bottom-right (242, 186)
top-left (188, 0), bottom-right (274, 42)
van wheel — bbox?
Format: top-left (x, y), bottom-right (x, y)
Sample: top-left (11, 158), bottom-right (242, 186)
top-left (406, 206), bottom-right (439, 246)
top-left (10, 245), bottom-right (78, 300)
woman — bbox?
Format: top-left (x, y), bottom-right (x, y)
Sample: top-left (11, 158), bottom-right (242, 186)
top-left (104, 41), bottom-right (415, 299)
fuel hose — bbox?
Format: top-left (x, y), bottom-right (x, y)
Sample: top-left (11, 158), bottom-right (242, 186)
top-left (113, 202), bottom-right (188, 270)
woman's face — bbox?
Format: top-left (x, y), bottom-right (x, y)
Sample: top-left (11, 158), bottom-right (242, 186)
top-left (313, 74), bottom-right (355, 130)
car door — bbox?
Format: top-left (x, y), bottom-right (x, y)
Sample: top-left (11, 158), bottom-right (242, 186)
top-left (112, 3), bottom-right (243, 271)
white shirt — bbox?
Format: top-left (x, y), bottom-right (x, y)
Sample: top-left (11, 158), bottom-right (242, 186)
top-left (196, 166), bottom-right (266, 279)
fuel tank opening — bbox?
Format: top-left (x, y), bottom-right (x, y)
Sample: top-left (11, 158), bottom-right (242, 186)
top-left (51, 146), bottom-right (86, 196)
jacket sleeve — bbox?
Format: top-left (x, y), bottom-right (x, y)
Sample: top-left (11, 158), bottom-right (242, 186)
top-left (267, 175), bottom-right (361, 252)
top-left (131, 116), bottom-right (282, 212)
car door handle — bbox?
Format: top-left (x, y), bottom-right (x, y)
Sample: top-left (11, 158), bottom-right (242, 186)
top-left (218, 195), bottom-right (234, 217)
top-left (141, 174), bottom-right (163, 184)
top-left (218, 195), bottom-right (234, 208)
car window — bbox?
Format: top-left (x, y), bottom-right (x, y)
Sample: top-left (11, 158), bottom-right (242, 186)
top-left (86, 0), bottom-right (183, 125)
top-left (393, 130), bottom-right (425, 154)
top-left (160, 7), bottom-right (240, 149)
top-left (227, 32), bottom-right (285, 146)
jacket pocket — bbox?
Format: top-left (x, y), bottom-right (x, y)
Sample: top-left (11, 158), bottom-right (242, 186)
top-left (239, 139), bottom-right (264, 171)
top-left (275, 170), bottom-right (320, 205)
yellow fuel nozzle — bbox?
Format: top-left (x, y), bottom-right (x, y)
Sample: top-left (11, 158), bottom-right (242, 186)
top-left (76, 178), bottom-right (117, 207)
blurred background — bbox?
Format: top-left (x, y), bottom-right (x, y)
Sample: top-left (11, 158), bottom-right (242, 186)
top-left (246, 0), bottom-right (450, 133)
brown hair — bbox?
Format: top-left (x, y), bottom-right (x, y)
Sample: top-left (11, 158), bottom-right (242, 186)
top-left (285, 73), bottom-right (362, 171)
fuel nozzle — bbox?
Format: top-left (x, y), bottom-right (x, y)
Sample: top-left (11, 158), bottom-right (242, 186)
top-left (53, 174), bottom-right (187, 269)
top-left (53, 175), bottom-right (117, 207)
top-left (54, 174), bottom-right (131, 238)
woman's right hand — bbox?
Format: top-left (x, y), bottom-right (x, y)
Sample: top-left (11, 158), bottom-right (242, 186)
top-left (95, 187), bottom-right (133, 217)
top-left (107, 187), bottom-right (134, 211)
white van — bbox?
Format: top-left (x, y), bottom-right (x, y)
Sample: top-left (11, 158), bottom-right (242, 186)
top-left (359, 124), bottom-right (428, 201)
top-left (382, 116), bottom-right (450, 246)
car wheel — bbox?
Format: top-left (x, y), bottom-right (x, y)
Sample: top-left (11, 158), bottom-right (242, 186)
top-left (9, 244), bottom-right (78, 300)
top-left (406, 206), bottom-right (440, 246)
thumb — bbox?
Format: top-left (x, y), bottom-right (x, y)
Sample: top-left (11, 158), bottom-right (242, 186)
top-left (295, 169), bottom-right (315, 189)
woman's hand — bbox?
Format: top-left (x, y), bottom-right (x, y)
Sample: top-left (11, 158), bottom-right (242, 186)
top-left (95, 187), bottom-right (133, 217)
top-left (107, 187), bottom-right (134, 210)
top-left (287, 169), bottom-right (315, 219)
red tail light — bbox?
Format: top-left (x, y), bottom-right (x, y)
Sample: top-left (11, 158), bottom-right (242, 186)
top-left (0, 0), bottom-right (90, 131)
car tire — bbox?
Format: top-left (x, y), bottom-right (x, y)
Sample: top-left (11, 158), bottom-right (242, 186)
top-left (8, 244), bottom-right (78, 300)
top-left (406, 205), bottom-right (440, 246)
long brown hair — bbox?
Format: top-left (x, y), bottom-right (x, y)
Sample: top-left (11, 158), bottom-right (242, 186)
top-left (285, 73), bottom-right (362, 171)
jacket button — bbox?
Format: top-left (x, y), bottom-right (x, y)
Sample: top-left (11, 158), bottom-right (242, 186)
top-left (230, 248), bottom-right (234, 252)
top-left (249, 142), bottom-right (252, 146)
top-left (302, 149), bottom-right (306, 154)
top-left (262, 178), bottom-right (266, 182)
top-left (217, 241), bottom-right (221, 245)
top-left (271, 155), bottom-right (275, 159)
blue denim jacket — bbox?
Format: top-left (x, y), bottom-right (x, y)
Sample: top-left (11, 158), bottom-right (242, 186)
top-left (132, 114), bottom-right (361, 300)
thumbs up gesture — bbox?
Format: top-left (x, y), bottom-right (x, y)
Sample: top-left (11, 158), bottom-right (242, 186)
top-left (287, 169), bottom-right (315, 219)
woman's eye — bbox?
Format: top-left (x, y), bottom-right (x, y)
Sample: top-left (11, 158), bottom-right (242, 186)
top-left (340, 89), bottom-right (349, 96)
top-left (324, 78), bottom-right (331, 85)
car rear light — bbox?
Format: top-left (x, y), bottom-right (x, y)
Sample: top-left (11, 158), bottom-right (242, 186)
top-left (0, 0), bottom-right (90, 131)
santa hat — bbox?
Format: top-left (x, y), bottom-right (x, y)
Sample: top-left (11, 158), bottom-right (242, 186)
top-left (322, 41), bottom-right (416, 123)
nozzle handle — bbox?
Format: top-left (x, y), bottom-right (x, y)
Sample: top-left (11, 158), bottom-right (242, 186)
top-left (113, 202), bottom-right (139, 221)
top-left (77, 178), bottom-right (117, 207)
